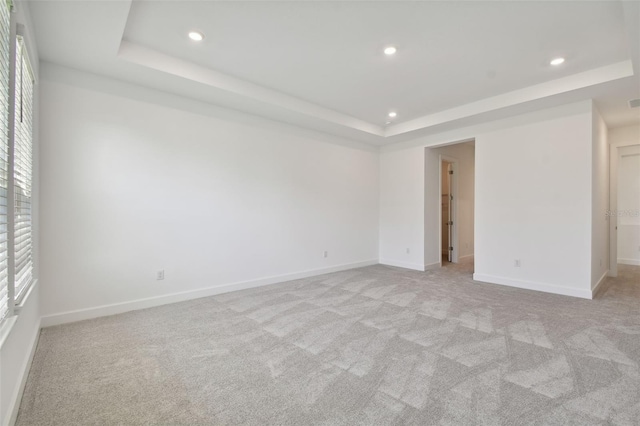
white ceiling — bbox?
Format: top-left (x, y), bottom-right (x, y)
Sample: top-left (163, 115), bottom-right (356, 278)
top-left (26, 0), bottom-right (640, 145)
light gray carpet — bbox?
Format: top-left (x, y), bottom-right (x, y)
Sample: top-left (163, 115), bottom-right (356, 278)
top-left (17, 263), bottom-right (640, 425)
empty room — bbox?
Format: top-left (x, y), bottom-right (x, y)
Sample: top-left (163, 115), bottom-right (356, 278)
top-left (1, 0), bottom-right (640, 425)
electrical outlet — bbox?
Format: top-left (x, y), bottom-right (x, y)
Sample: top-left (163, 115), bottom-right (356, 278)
top-left (514, 259), bottom-right (521, 268)
top-left (323, 251), bottom-right (328, 258)
top-left (406, 248), bottom-right (410, 254)
top-left (157, 270), bottom-right (165, 280)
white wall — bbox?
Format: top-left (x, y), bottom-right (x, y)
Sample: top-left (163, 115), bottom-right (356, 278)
top-left (379, 147), bottom-right (425, 270)
top-left (427, 142), bottom-right (475, 266)
top-left (610, 124), bottom-right (640, 145)
top-left (38, 64), bottom-right (379, 324)
top-left (591, 107), bottom-right (609, 289)
top-left (379, 100), bottom-right (601, 298)
top-left (474, 109), bottom-right (593, 297)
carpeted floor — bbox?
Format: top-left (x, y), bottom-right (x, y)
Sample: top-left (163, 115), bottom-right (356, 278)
top-left (17, 262), bottom-right (640, 425)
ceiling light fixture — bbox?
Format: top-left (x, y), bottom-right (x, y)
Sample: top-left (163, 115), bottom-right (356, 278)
top-left (384, 46), bottom-right (397, 56)
top-left (188, 31), bottom-right (205, 41)
top-left (550, 57), bottom-right (565, 66)
top-left (388, 111), bottom-right (397, 118)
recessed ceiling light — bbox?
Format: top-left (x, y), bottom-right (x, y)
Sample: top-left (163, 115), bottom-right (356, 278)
top-left (188, 31), bottom-right (204, 41)
top-left (388, 111), bottom-right (397, 118)
top-left (550, 57), bottom-right (565, 66)
top-left (384, 46), bottom-right (397, 55)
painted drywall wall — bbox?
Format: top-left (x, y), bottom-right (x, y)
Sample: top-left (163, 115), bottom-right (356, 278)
top-left (379, 100), bottom-right (596, 298)
top-left (379, 147), bottom-right (425, 270)
top-left (610, 124), bottom-right (640, 145)
top-left (591, 107), bottom-right (609, 290)
top-left (617, 145), bottom-right (640, 265)
top-left (38, 64), bottom-right (379, 322)
top-left (427, 142), bottom-right (475, 266)
top-left (474, 110), bottom-right (593, 297)
top-left (609, 125), bottom-right (640, 270)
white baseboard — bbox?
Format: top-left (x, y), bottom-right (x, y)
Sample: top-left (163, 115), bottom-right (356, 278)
top-left (591, 270), bottom-right (609, 297)
top-left (379, 259), bottom-right (425, 271)
top-left (472, 273), bottom-right (592, 299)
top-left (618, 258), bottom-right (640, 266)
top-left (41, 259), bottom-right (378, 327)
top-left (4, 319), bottom-right (40, 426)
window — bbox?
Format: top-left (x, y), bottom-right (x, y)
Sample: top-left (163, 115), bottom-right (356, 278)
top-left (0, 1), bottom-right (35, 324)
top-left (12, 34), bottom-right (33, 302)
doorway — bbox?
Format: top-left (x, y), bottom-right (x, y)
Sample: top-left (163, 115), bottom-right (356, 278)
top-left (613, 145), bottom-right (640, 271)
top-left (425, 140), bottom-right (475, 271)
top-left (609, 138), bottom-right (640, 277)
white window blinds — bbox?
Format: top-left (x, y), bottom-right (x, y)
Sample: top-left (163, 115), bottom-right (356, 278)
top-left (0, 0), bottom-right (10, 322)
top-left (12, 35), bottom-right (32, 302)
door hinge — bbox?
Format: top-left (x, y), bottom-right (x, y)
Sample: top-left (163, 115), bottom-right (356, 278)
top-left (449, 246), bottom-right (454, 251)
top-left (448, 221), bottom-right (453, 225)
top-left (449, 170), bottom-right (454, 175)
top-left (450, 194), bottom-right (453, 201)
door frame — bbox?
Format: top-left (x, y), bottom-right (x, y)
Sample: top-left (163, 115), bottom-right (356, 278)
top-left (610, 142), bottom-right (640, 276)
top-left (439, 155), bottom-right (459, 265)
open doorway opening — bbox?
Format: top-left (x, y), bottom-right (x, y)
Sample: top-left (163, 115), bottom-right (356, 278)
top-left (425, 140), bottom-right (475, 271)
top-left (611, 145), bottom-right (640, 275)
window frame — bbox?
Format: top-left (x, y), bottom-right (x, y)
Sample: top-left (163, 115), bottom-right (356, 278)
top-left (0, 0), bottom-right (11, 324)
top-left (0, 1), bottom-right (36, 327)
